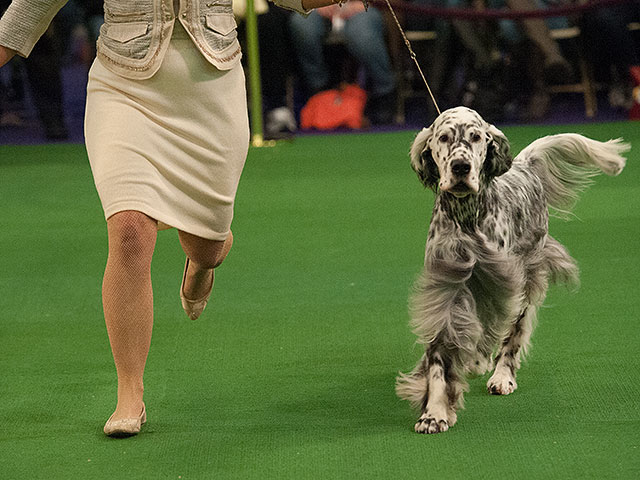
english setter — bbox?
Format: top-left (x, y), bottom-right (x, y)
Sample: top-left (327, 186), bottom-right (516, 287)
top-left (396, 107), bottom-right (629, 434)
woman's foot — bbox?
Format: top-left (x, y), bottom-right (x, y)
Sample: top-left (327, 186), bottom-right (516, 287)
top-left (180, 258), bottom-right (214, 320)
top-left (104, 403), bottom-right (147, 437)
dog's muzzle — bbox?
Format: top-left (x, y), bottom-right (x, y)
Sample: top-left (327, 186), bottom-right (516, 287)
top-left (451, 159), bottom-right (471, 177)
top-left (441, 159), bottom-right (478, 197)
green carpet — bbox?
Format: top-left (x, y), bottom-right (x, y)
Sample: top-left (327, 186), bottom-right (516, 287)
top-left (0, 122), bottom-right (638, 479)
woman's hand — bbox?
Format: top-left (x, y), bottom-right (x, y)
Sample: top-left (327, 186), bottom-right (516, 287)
top-left (302, 0), bottom-right (368, 12)
top-left (0, 45), bottom-right (17, 68)
top-left (317, 1), bottom-right (365, 19)
top-left (302, 0), bottom-right (339, 9)
top-left (335, 0), bottom-right (366, 18)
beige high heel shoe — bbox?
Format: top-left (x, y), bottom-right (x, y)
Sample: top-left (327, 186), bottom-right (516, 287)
top-left (180, 257), bottom-right (214, 320)
top-left (103, 405), bottom-right (147, 437)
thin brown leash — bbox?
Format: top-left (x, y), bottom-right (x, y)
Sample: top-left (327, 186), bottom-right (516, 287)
top-left (382, 0), bottom-right (442, 115)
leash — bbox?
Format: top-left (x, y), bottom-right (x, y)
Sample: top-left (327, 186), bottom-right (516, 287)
top-left (381, 0), bottom-right (442, 115)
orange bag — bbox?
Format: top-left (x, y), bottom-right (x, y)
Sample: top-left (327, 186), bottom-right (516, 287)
top-left (300, 84), bottom-right (367, 130)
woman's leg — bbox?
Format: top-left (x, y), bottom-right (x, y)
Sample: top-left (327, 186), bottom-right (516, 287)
top-left (103, 210), bottom-right (157, 421)
top-left (178, 230), bottom-right (233, 301)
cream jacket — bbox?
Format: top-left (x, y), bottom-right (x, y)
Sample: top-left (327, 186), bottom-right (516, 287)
top-left (0, 0), bottom-right (308, 79)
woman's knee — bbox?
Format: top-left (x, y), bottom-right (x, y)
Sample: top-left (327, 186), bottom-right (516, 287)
top-left (179, 230), bottom-right (233, 269)
top-left (107, 211), bottom-right (157, 260)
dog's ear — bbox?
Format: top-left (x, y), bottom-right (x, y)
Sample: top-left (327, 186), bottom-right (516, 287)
top-left (410, 127), bottom-right (439, 190)
top-left (484, 124), bottom-right (512, 179)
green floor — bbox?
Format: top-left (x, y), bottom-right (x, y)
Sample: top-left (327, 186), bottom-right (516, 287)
top-left (1, 122), bottom-right (638, 479)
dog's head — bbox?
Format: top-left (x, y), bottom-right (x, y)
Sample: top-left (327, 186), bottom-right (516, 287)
top-left (410, 107), bottom-right (512, 197)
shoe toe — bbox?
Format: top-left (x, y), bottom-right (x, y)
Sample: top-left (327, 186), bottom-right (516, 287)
top-left (181, 297), bottom-right (208, 321)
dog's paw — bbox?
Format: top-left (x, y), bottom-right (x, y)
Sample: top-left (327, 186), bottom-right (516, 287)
top-left (414, 412), bottom-right (449, 434)
top-left (487, 371), bottom-right (517, 395)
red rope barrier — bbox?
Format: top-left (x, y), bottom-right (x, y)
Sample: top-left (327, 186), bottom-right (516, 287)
top-left (370, 0), bottom-right (638, 20)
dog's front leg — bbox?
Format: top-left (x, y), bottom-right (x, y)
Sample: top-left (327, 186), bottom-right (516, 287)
top-left (487, 306), bottom-right (534, 395)
top-left (415, 350), bottom-right (458, 434)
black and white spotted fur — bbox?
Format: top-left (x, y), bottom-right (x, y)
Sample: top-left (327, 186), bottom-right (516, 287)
top-left (396, 107), bottom-right (629, 434)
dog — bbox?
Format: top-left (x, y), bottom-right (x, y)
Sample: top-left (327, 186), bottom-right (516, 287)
top-left (396, 107), bottom-right (629, 434)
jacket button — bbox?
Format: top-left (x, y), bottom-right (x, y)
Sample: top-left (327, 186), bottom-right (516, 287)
top-left (181, 13), bottom-right (187, 18)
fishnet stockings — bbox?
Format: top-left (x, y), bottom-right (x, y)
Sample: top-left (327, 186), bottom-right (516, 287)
top-left (103, 211), bottom-right (157, 421)
top-left (179, 230), bottom-right (233, 300)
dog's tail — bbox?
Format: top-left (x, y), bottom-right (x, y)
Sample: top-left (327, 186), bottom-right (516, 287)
top-left (544, 235), bottom-right (580, 288)
top-left (520, 134), bottom-right (629, 217)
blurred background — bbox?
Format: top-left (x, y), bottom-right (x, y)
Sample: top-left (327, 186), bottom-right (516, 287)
top-left (0, 0), bottom-right (638, 144)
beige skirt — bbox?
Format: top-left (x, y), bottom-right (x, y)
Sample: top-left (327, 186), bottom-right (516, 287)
top-left (85, 23), bottom-right (249, 241)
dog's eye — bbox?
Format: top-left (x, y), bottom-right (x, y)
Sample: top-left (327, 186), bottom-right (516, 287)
top-left (471, 133), bottom-right (482, 143)
top-left (438, 134), bottom-right (449, 143)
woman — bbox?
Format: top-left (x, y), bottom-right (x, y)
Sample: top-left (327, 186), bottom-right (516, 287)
top-left (0, 0), bottom-right (347, 437)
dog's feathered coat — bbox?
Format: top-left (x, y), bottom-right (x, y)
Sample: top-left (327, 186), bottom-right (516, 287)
top-left (396, 107), bottom-right (629, 434)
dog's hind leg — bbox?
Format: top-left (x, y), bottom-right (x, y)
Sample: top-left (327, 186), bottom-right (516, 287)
top-left (487, 306), bottom-right (536, 395)
top-left (414, 347), bottom-right (462, 433)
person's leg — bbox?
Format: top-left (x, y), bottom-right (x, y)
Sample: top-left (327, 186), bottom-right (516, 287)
top-left (178, 230), bottom-right (233, 302)
top-left (256, 7), bottom-right (297, 136)
top-left (344, 9), bottom-right (396, 124)
top-left (103, 210), bottom-right (157, 421)
top-left (24, 25), bottom-right (69, 140)
top-left (288, 11), bottom-right (330, 93)
top-left (258, 7), bottom-right (291, 112)
top-left (441, 0), bottom-right (495, 71)
top-left (343, 9), bottom-right (395, 98)
top-left (506, 0), bottom-right (569, 71)
top-left (582, 6), bottom-right (639, 71)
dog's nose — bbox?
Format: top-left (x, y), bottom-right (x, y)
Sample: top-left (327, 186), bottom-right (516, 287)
top-left (451, 159), bottom-right (471, 176)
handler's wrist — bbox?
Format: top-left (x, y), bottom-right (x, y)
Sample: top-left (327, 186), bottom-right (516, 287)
top-left (301, 0), bottom-right (362, 9)
top-left (0, 45), bottom-right (18, 68)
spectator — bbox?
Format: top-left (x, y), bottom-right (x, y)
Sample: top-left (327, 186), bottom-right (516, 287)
top-left (408, 0), bottom-right (573, 121)
top-left (86, 0), bottom-right (104, 45)
top-left (579, 2), bottom-right (639, 111)
top-left (0, 0), bottom-right (68, 139)
top-left (289, 1), bottom-right (397, 125)
top-left (236, 1), bottom-right (297, 138)
top-left (507, 0), bottom-right (572, 83)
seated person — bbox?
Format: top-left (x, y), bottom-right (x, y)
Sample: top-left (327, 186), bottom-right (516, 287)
top-left (289, 1), bottom-right (396, 125)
